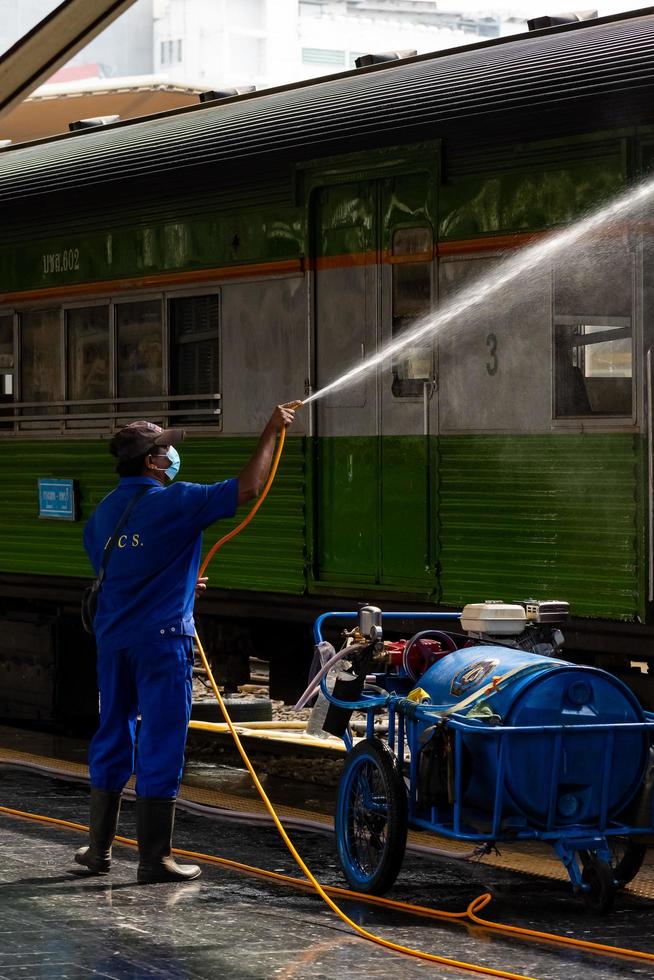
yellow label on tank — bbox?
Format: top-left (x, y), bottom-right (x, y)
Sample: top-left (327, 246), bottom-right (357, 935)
top-left (407, 687), bottom-right (431, 704)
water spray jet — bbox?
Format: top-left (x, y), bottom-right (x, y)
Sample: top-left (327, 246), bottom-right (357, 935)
top-left (303, 174), bottom-right (654, 407)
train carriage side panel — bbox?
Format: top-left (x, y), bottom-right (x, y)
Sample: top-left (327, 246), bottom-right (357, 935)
top-left (309, 168), bottom-right (438, 594)
top-left (209, 272), bottom-right (308, 594)
top-left (436, 134), bottom-right (644, 621)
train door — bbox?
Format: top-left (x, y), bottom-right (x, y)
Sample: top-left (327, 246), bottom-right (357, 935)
top-left (311, 173), bottom-right (435, 592)
top-left (379, 174), bottom-right (436, 591)
top-left (312, 181), bottom-right (379, 585)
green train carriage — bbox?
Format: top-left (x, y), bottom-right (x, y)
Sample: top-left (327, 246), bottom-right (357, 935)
top-left (1, 9), bottom-right (654, 722)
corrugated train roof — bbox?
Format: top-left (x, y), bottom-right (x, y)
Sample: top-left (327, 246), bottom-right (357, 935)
top-left (1, 9), bottom-right (654, 203)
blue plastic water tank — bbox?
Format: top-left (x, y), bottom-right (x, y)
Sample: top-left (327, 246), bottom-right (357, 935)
top-left (417, 646), bottom-right (648, 827)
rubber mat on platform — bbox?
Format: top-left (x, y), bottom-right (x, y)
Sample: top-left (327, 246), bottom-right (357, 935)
top-left (189, 721), bottom-right (347, 751)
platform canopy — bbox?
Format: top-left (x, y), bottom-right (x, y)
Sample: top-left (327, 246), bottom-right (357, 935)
top-left (1, 76), bottom-right (204, 143)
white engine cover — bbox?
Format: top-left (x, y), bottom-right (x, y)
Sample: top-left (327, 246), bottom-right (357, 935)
top-left (461, 601), bottom-right (526, 636)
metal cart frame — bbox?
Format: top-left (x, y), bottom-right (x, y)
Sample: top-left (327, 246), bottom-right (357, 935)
top-left (315, 611), bottom-right (654, 911)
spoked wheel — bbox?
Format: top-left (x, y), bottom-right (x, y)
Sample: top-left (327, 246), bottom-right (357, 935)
top-left (335, 738), bottom-right (408, 895)
top-left (609, 837), bottom-right (648, 888)
top-left (581, 855), bottom-right (617, 914)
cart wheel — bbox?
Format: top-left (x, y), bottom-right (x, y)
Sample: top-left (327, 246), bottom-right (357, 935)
top-left (581, 856), bottom-right (617, 914)
top-left (335, 738), bottom-right (407, 895)
top-left (609, 838), bottom-right (647, 887)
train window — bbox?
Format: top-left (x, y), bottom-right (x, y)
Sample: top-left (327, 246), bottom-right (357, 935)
top-left (116, 300), bottom-right (163, 415)
top-left (169, 294), bottom-right (220, 424)
top-left (20, 309), bottom-right (62, 428)
top-left (554, 318), bottom-right (632, 417)
top-left (393, 227), bottom-right (432, 257)
top-left (0, 315), bottom-right (13, 397)
top-left (0, 315), bottom-right (14, 431)
top-left (391, 226), bottom-right (433, 398)
top-left (66, 306), bottom-right (110, 426)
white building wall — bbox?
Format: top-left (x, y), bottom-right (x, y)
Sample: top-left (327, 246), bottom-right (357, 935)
top-left (297, 8), bottom-right (473, 80)
top-left (152, 0), bottom-right (502, 91)
top-left (72, 0), bottom-right (155, 76)
top-left (153, 0), bottom-right (297, 90)
top-left (0, 0), bottom-right (154, 77)
top-left (265, 0), bottom-right (301, 88)
top-left (0, 1), bottom-right (60, 52)
top-left (0, 0), bottom-right (521, 94)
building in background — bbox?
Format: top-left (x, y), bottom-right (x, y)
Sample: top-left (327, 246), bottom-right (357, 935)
top-left (4, 0), bottom-right (648, 101)
top-left (296, 0), bottom-right (503, 80)
top-left (1, 1), bottom-right (522, 97)
top-left (152, 0), bottom-right (298, 90)
top-left (0, 1), bottom-right (59, 54)
top-left (152, 0), bottom-right (509, 90)
top-left (0, 0), bottom-right (523, 142)
top-left (55, 0), bottom-right (155, 81)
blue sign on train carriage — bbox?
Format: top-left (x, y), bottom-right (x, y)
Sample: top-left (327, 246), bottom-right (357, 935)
top-left (37, 478), bottom-right (78, 521)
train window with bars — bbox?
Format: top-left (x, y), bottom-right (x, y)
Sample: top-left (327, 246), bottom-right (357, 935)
top-left (554, 318), bottom-right (632, 417)
top-left (391, 226), bottom-right (433, 398)
top-left (66, 306), bottom-right (110, 426)
top-left (20, 308), bottom-right (62, 428)
top-left (169, 294), bottom-right (220, 424)
top-left (6, 294), bottom-right (221, 433)
top-left (116, 300), bottom-right (163, 416)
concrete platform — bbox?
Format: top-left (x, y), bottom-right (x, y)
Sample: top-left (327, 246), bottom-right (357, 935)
top-left (2, 766), bottom-right (654, 980)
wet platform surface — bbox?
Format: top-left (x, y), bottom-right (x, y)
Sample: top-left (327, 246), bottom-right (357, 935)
top-left (2, 767), bottom-right (654, 980)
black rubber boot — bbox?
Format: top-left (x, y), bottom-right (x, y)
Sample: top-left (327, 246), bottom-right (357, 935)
top-left (136, 798), bottom-right (201, 884)
top-left (74, 788), bottom-right (122, 874)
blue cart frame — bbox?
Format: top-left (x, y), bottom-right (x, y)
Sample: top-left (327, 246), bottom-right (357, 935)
top-left (314, 611), bottom-right (654, 908)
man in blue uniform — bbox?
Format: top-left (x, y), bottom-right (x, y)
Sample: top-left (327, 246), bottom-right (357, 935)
top-left (75, 403), bottom-right (297, 883)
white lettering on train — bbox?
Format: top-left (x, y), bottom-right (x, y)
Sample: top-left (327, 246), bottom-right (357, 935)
top-left (41, 248), bottom-right (80, 276)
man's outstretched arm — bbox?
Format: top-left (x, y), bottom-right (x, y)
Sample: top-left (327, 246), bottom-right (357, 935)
top-left (237, 403), bottom-right (298, 505)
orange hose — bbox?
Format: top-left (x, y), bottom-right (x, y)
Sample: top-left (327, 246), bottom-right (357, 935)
top-left (2, 803), bottom-right (653, 967)
top-left (465, 894), bottom-right (654, 964)
top-left (198, 425), bottom-right (287, 579)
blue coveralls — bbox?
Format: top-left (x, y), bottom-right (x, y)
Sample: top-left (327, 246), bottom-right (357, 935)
top-left (83, 475), bottom-right (238, 799)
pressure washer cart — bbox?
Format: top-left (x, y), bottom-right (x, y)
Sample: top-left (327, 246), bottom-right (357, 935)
top-left (310, 603), bottom-right (654, 913)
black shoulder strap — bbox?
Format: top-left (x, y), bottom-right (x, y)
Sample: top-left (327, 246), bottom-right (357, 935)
top-left (96, 486), bottom-right (150, 587)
